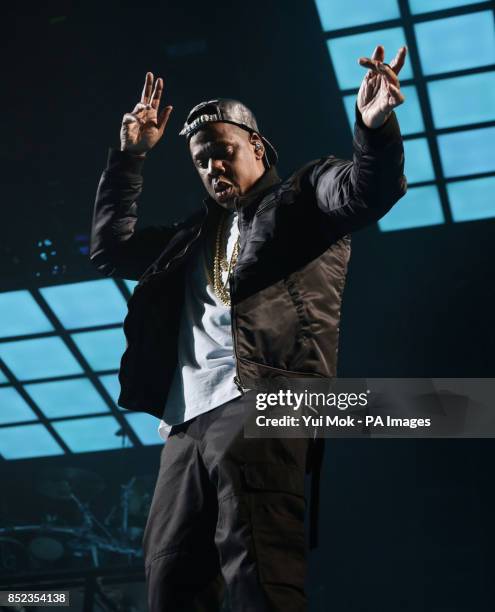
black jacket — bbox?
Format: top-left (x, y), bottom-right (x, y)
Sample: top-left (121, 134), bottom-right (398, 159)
top-left (90, 110), bottom-right (406, 418)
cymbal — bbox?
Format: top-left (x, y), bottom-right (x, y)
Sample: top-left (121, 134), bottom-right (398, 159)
top-left (38, 468), bottom-right (105, 501)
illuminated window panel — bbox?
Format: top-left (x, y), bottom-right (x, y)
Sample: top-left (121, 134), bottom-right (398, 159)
top-left (0, 337), bottom-right (83, 381)
top-left (71, 329), bottom-right (126, 371)
top-left (427, 72), bottom-right (495, 129)
top-left (327, 27), bottom-right (412, 90)
top-left (315, 0), bottom-right (400, 32)
top-left (391, 85), bottom-right (425, 135)
top-left (40, 280), bottom-right (127, 329)
top-left (403, 138), bottom-right (435, 184)
top-left (409, 0), bottom-right (485, 15)
top-left (0, 290), bottom-right (54, 339)
top-left (378, 185), bottom-right (444, 231)
top-left (124, 279), bottom-right (138, 293)
top-left (24, 378), bottom-right (109, 419)
top-left (343, 85), bottom-right (424, 135)
top-left (0, 388), bottom-right (38, 424)
top-left (437, 127), bottom-right (495, 178)
top-left (447, 176), bottom-right (495, 222)
top-left (342, 96), bottom-right (359, 130)
top-left (0, 424), bottom-right (63, 459)
top-left (415, 12), bottom-right (495, 76)
top-left (125, 413), bottom-right (161, 445)
top-left (98, 373), bottom-right (123, 408)
top-left (52, 415), bottom-right (132, 452)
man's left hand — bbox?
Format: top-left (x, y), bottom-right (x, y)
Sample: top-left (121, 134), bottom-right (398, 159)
top-left (357, 45), bottom-right (407, 129)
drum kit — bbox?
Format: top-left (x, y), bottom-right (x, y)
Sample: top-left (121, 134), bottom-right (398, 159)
top-left (0, 468), bottom-right (155, 575)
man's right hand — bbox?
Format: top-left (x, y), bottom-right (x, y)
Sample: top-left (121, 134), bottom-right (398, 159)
top-left (120, 72), bottom-right (173, 157)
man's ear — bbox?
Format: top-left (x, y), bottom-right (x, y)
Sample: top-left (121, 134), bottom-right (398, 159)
top-left (249, 132), bottom-right (265, 160)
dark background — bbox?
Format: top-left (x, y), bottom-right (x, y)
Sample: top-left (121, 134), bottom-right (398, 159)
top-left (1, 1), bottom-right (494, 610)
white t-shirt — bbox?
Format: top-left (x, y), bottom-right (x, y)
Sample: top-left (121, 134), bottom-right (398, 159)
top-left (158, 211), bottom-right (242, 441)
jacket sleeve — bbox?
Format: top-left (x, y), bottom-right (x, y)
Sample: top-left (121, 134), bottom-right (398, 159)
top-left (89, 148), bottom-right (176, 281)
top-left (308, 106), bottom-right (407, 235)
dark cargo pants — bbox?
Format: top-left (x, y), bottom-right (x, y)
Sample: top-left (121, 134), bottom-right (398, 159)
top-left (143, 391), bottom-right (310, 611)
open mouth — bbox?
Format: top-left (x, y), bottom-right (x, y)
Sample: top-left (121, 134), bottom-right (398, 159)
top-left (214, 180), bottom-right (235, 202)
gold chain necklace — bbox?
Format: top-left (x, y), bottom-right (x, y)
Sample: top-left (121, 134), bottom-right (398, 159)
top-left (206, 211), bottom-right (240, 306)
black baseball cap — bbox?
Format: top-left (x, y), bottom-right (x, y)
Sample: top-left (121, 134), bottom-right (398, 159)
top-left (179, 98), bottom-right (278, 166)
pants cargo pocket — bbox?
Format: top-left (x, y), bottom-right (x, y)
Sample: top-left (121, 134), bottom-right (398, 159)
top-left (240, 463), bottom-right (307, 591)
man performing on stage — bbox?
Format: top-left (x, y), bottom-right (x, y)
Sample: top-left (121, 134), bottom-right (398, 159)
top-left (90, 44), bottom-right (407, 611)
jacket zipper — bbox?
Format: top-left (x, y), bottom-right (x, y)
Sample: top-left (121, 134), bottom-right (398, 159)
top-left (231, 198), bottom-right (244, 393)
top-left (230, 280), bottom-right (244, 394)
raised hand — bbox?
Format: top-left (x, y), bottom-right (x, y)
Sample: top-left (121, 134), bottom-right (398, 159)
top-left (120, 72), bottom-right (173, 156)
top-left (357, 45), bottom-right (407, 129)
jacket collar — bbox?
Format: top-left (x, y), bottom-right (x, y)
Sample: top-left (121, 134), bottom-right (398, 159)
top-left (236, 165), bottom-right (281, 208)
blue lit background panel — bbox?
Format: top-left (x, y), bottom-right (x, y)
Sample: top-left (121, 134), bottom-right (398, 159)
top-left (315, 0), bottom-right (400, 32)
top-left (0, 370), bottom-right (8, 384)
top-left (0, 337), bottom-right (83, 381)
top-left (378, 185), bottom-right (444, 231)
top-left (0, 387), bottom-right (38, 424)
top-left (427, 72), bottom-right (495, 129)
top-left (447, 176), bottom-right (495, 222)
top-left (0, 424), bottom-right (64, 459)
top-left (125, 413), bottom-right (161, 445)
top-left (437, 127), bottom-right (495, 178)
top-left (409, 0), bottom-right (486, 15)
top-left (52, 415), bottom-right (132, 452)
top-left (342, 96), bottom-right (359, 130)
top-left (403, 138), bottom-right (435, 183)
top-left (124, 280), bottom-right (138, 293)
top-left (24, 378), bottom-right (110, 419)
top-left (343, 85), bottom-right (424, 135)
top-left (327, 27), bottom-right (412, 90)
top-left (71, 329), bottom-right (126, 371)
top-left (0, 290), bottom-right (54, 339)
top-left (415, 12), bottom-right (495, 76)
top-left (40, 280), bottom-right (128, 329)
top-left (98, 373), bottom-right (123, 408)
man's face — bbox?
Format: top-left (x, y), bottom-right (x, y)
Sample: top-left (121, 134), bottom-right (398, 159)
top-left (189, 122), bottom-right (265, 209)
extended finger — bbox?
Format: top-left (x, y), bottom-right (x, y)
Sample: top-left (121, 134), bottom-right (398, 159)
top-left (151, 77), bottom-right (163, 110)
top-left (141, 72), bottom-right (154, 104)
top-left (371, 45), bottom-right (385, 62)
top-left (389, 46), bottom-right (407, 75)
